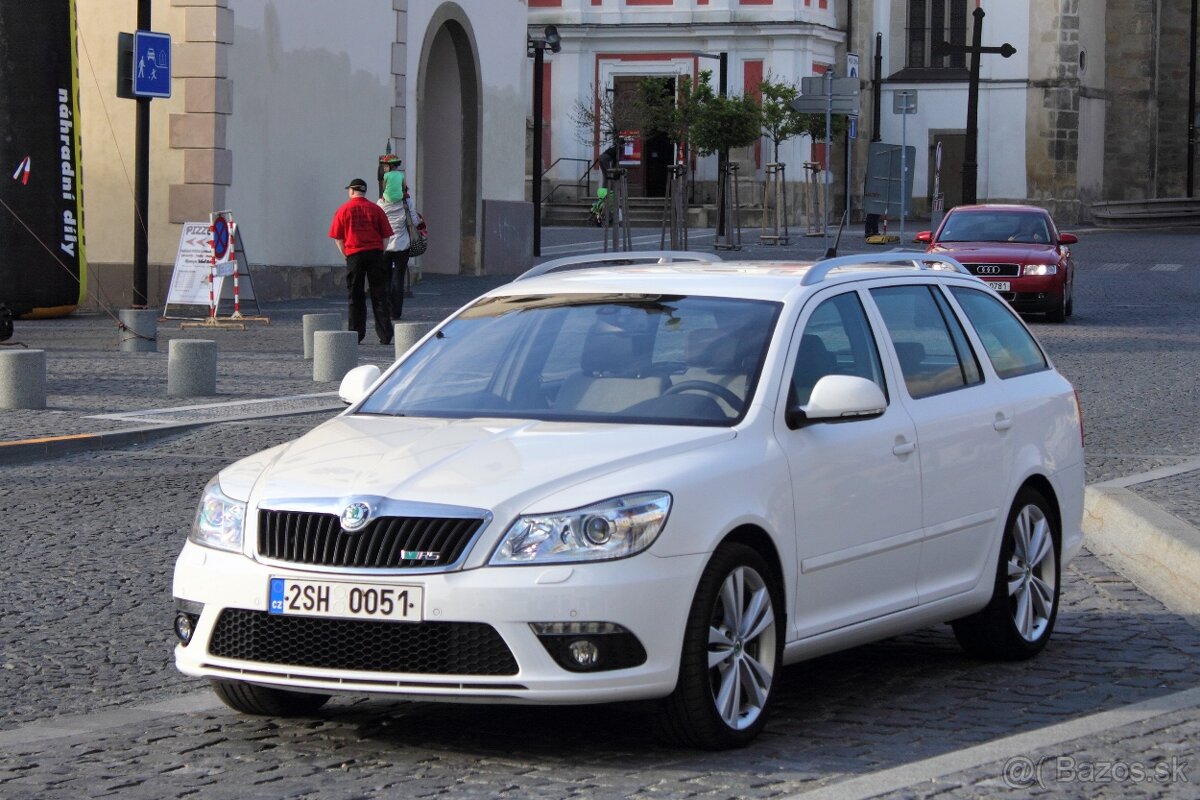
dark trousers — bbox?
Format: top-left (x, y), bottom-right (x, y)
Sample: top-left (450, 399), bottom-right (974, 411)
top-left (383, 249), bottom-right (410, 320)
top-left (345, 249), bottom-right (392, 343)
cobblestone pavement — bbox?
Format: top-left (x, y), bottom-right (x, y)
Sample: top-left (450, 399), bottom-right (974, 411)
top-left (0, 228), bottom-right (1197, 798)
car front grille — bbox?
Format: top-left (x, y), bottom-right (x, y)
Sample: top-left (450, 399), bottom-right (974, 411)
top-left (208, 609), bottom-right (519, 675)
top-left (258, 510), bottom-right (482, 569)
top-left (963, 262), bottom-right (1020, 277)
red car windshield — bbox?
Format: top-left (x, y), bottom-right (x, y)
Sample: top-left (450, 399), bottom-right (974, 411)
top-left (938, 212), bottom-right (1051, 245)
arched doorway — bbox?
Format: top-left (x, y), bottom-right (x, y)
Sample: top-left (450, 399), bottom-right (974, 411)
top-left (416, 8), bottom-right (480, 274)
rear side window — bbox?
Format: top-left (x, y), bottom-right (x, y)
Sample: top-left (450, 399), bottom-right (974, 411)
top-left (950, 287), bottom-right (1049, 378)
top-left (870, 285), bottom-right (984, 399)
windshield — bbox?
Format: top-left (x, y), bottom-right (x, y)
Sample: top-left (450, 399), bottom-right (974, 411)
top-left (937, 211), bottom-right (1052, 244)
top-left (358, 293), bottom-right (781, 426)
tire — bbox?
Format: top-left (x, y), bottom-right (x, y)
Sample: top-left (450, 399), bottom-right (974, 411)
top-left (952, 487), bottom-right (1061, 660)
top-left (210, 679), bottom-right (330, 716)
top-left (658, 543), bottom-right (783, 749)
top-left (1046, 291), bottom-right (1067, 323)
top-left (1064, 289), bottom-right (1074, 318)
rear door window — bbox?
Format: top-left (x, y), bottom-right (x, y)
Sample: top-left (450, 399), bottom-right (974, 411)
top-left (949, 287), bottom-right (1049, 378)
top-left (870, 284), bottom-right (984, 399)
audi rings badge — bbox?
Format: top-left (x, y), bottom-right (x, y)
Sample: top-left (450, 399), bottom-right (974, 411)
top-left (976, 265), bottom-right (1003, 276)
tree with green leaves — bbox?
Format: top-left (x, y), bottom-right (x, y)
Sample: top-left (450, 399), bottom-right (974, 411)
top-left (758, 73), bottom-right (848, 164)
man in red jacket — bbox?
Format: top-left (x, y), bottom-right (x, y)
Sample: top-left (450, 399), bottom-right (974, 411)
top-left (329, 178), bottom-right (394, 344)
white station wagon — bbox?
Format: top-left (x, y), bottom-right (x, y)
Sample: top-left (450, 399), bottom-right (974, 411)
top-left (173, 252), bottom-right (1084, 749)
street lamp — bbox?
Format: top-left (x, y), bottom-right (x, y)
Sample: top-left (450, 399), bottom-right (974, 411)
top-left (529, 25), bottom-right (561, 257)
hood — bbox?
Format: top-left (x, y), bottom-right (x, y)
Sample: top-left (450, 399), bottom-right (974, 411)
top-left (237, 414), bottom-right (734, 514)
top-left (930, 242), bottom-right (1061, 264)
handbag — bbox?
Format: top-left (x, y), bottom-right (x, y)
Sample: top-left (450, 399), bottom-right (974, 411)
top-left (405, 204), bottom-right (427, 257)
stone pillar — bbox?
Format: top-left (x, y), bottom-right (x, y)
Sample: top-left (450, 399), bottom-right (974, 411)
top-left (313, 330), bottom-right (358, 382)
top-left (118, 309), bottom-right (159, 353)
top-left (393, 321), bottom-right (433, 361)
top-left (303, 313), bottom-right (343, 359)
top-left (168, 338), bottom-right (218, 397)
top-left (0, 349), bottom-right (47, 409)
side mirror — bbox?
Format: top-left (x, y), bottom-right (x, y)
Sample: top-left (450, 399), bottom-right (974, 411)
top-left (913, 231), bottom-right (932, 244)
top-left (1058, 232), bottom-right (1078, 245)
top-left (786, 375), bottom-right (887, 429)
top-left (338, 364), bottom-right (382, 405)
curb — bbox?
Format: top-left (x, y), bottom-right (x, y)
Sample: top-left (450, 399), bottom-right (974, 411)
top-left (1083, 484), bottom-right (1200, 623)
top-left (0, 423), bottom-right (204, 466)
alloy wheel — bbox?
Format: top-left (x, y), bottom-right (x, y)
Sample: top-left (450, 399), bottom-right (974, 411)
top-left (1006, 503), bottom-right (1057, 642)
top-left (707, 565), bottom-right (777, 730)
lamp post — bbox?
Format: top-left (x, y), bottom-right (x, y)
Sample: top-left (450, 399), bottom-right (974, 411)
top-left (695, 52), bottom-right (728, 236)
top-left (528, 25), bottom-right (561, 257)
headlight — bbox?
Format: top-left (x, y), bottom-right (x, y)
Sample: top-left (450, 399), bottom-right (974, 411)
top-left (1023, 263), bottom-right (1057, 276)
top-left (491, 492), bottom-right (671, 565)
top-left (188, 476), bottom-right (246, 553)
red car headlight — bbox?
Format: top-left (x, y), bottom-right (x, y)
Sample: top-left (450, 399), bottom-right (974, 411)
top-left (1022, 263), bottom-right (1058, 276)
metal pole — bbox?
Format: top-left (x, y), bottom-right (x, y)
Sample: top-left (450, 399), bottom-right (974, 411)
top-left (716, 53), bottom-right (728, 240)
top-left (133, 0), bottom-right (151, 307)
top-left (823, 70), bottom-right (833, 252)
top-left (532, 46), bottom-right (544, 257)
top-left (1189, 0), bottom-right (1197, 197)
top-left (962, 7), bottom-right (984, 206)
top-left (900, 92), bottom-right (908, 243)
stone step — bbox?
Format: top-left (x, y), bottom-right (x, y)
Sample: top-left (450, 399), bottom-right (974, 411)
top-left (1092, 198), bottom-right (1200, 228)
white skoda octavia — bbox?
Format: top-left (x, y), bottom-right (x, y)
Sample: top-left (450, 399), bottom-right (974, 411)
top-left (173, 252), bottom-right (1084, 749)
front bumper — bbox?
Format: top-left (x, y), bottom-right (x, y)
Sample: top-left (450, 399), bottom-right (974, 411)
top-left (988, 275), bottom-right (1065, 314)
top-left (173, 541), bottom-right (705, 704)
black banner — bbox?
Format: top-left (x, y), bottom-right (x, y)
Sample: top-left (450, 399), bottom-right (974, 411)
top-left (0, 0), bottom-right (87, 318)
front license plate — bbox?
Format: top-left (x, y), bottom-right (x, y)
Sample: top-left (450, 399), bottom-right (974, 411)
top-left (985, 280), bottom-right (1011, 292)
top-left (269, 578), bottom-right (423, 622)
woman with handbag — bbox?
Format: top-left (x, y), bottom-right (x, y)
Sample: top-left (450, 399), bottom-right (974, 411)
top-left (377, 169), bottom-right (425, 321)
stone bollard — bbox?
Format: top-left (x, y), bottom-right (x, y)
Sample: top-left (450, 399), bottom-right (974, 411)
top-left (168, 339), bottom-right (218, 397)
top-left (118, 308), bottom-right (158, 353)
top-left (313, 330), bottom-right (358, 382)
top-left (393, 321), bottom-right (434, 361)
top-left (0, 349), bottom-right (47, 409)
top-left (302, 313), bottom-right (342, 359)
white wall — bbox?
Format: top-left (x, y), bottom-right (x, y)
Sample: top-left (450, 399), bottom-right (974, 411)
top-left (225, 0), bottom-right (394, 268)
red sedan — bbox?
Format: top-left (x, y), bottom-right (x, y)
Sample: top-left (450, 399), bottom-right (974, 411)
top-left (914, 204), bottom-right (1077, 322)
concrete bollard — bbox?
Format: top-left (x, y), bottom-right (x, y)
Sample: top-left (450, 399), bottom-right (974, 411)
top-left (313, 330), bottom-right (358, 382)
top-left (168, 339), bottom-right (218, 397)
top-left (118, 308), bottom-right (158, 353)
top-left (0, 349), bottom-right (47, 409)
top-left (302, 313), bottom-right (342, 359)
top-left (394, 321), bottom-right (434, 361)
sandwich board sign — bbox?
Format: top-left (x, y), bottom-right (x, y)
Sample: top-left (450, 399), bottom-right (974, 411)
top-left (164, 220), bottom-right (259, 319)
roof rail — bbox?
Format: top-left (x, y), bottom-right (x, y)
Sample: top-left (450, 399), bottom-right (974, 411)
top-left (800, 251), bottom-right (972, 286)
top-left (514, 250), bottom-right (722, 282)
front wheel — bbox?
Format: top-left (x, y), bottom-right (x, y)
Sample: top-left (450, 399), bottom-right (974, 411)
top-left (210, 679), bottom-right (330, 716)
top-left (952, 488), bottom-right (1060, 660)
top-left (658, 543), bottom-right (783, 749)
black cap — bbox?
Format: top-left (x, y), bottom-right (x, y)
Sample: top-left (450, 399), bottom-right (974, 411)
top-left (345, 178), bottom-right (368, 191)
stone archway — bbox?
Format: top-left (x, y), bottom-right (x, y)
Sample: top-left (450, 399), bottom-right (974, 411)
top-left (416, 6), bottom-right (481, 274)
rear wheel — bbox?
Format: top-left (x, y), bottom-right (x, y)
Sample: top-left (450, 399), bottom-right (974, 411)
top-left (210, 679), bottom-right (330, 716)
top-left (952, 488), bottom-right (1060, 660)
top-left (658, 543), bottom-right (783, 749)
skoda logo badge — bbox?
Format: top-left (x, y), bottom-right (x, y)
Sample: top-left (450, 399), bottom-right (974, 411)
top-left (340, 502), bottom-right (372, 532)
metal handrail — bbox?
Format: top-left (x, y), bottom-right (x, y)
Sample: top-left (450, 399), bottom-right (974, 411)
top-left (515, 250), bottom-right (722, 282)
top-left (800, 251), bottom-right (973, 286)
top-left (542, 157), bottom-right (598, 204)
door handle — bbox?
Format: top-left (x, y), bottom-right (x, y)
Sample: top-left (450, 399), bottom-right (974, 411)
top-left (993, 414), bottom-right (1013, 432)
top-left (893, 440), bottom-right (916, 456)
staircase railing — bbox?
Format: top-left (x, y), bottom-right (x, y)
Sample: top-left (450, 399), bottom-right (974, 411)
top-left (543, 157), bottom-right (598, 204)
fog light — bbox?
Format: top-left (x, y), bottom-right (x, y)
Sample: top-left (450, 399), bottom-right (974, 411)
top-left (174, 612), bottom-right (197, 645)
top-left (568, 638), bottom-right (600, 667)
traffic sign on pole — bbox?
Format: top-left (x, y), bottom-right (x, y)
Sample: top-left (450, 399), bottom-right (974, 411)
top-left (132, 30), bottom-right (171, 98)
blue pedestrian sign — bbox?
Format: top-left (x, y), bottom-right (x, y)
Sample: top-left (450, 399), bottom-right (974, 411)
top-left (133, 30), bottom-right (171, 98)
top-left (848, 115), bottom-right (858, 140)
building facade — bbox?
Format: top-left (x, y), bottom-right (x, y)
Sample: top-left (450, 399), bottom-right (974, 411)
top-left (76, 0), bottom-right (529, 308)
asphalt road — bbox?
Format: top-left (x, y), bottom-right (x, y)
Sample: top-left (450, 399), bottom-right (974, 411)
top-left (0, 227), bottom-right (1197, 799)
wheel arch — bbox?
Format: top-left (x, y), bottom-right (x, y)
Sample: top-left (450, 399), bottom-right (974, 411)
top-left (1019, 473), bottom-right (1062, 538)
top-left (719, 524), bottom-right (788, 626)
